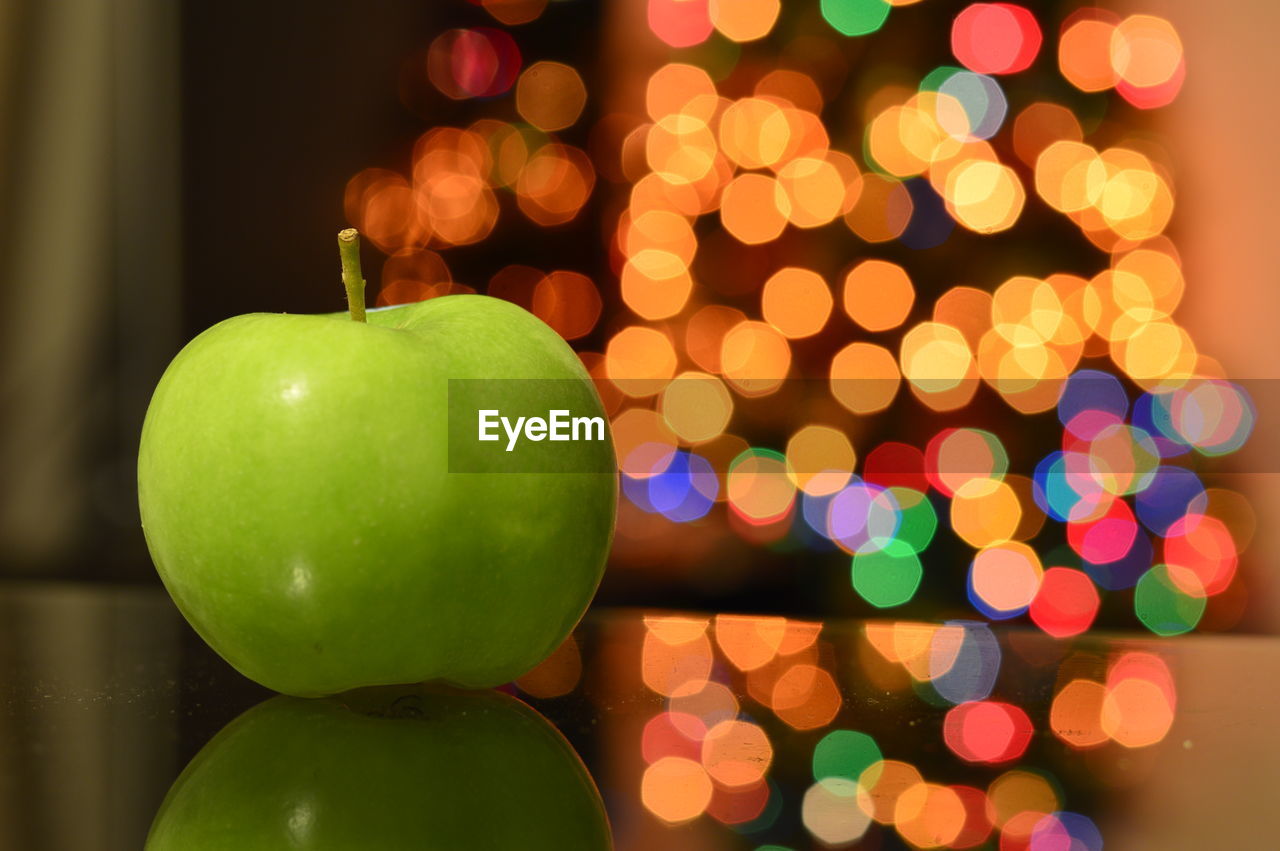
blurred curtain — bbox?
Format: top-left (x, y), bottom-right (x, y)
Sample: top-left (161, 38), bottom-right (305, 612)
top-left (0, 0), bottom-right (180, 574)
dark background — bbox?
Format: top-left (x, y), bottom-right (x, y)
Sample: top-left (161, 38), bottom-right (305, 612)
top-left (0, 1), bottom-right (518, 579)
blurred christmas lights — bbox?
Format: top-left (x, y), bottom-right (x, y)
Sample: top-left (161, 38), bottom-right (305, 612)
top-left (353, 2), bottom-right (1259, 846)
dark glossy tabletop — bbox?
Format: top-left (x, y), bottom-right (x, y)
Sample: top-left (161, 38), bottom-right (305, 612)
top-left (0, 581), bottom-right (1276, 850)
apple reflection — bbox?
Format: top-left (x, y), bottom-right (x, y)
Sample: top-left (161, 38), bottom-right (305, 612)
top-left (146, 686), bottom-right (611, 850)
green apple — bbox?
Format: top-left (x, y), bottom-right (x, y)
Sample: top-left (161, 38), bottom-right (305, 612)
top-left (137, 230), bottom-right (615, 696)
top-left (146, 685), bottom-right (612, 849)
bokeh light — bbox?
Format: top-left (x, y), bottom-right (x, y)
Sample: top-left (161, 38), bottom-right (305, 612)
top-left (943, 701), bottom-right (1033, 764)
top-left (821, 0), bottom-right (892, 38)
top-left (642, 756), bottom-right (714, 823)
top-left (1029, 567), bottom-right (1100, 637)
top-left (951, 4), bottom-right (1042, 75)
top-left (720, 173), bottom-right (789, 244)
top-left (721, 321), bottom-right (792, 396)
top-left (896, 783), bottom-right (968, 848)
top-left (701, 719), bottom-right (773, 787)
top-left (515, 61), bottom-right (586, 131)
top-left (343, 13), bottom-right (1252, 846)
top-left (831, 342), bottom-right (901, 414)
top-left (428, 28), bottom-right (521, 100)
top-left (843, 259), bottom-right (915, 332)
top-left (853, 539), bottom-right (923, 607)
top-left (968, 542), bottom-right (1043, 619)
top-left (803, 777), bottom-right (872, 844)
top-left (648, 0), bottom-right (713, 48)
top-left (1101, 661), bottom-right (1175, 746)
top-left (763, 268), bottom-right (833, 339)
top-left (1050, 678), bottom-right (1109, 748)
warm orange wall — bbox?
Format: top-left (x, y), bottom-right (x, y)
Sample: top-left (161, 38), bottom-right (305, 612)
top-left (1152, 0), bottom-right (1280, 630)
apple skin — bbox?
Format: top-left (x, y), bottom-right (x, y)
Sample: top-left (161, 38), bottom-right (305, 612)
top-left (145, 686), bottom-right (612, 850)
top-left (138, 295), bottom-right (615, 696)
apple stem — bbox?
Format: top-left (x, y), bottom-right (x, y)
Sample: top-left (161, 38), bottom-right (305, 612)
top-left (338, 228), bottom-right (367, 323)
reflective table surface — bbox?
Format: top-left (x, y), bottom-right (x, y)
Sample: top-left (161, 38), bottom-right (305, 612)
top-left (0, 581), bottom-right (1277, 850)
